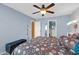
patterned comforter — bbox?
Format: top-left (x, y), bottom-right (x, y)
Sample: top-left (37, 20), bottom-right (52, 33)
top-left (12, 36), bottom-right (75, 55)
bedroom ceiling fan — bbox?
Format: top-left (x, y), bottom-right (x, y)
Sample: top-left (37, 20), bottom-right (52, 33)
top-left (32, 3), bottom-right (55, 16)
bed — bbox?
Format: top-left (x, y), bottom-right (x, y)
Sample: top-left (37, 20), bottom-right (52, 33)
top-left (12, 37), bottom-right (73, 55)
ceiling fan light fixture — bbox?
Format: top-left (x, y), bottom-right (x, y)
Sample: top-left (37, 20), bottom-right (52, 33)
top-left (33, 3), bottom-right (55, 15)
top-left (40, 10), bottom-right (46, 14)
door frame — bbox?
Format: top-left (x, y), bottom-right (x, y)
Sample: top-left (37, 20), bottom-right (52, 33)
top-left (47, 20), bottom-right (57, 37)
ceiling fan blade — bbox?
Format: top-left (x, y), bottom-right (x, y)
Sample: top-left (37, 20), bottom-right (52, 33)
top-left (47, 11), bottom-right (54, 14)
top-left (33, 5), bottom-right (41, 9)
top-left (32, 11), bottom-right (40, 14)
top-left (46, 3), bottom-right (55, 9)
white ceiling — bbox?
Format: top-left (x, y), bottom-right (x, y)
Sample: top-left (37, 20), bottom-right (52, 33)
top-left (4, 3), bottom-right (79, 19)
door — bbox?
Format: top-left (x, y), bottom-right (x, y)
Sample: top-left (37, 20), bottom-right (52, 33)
top-left (32, 21), bottom-right (41, 39)
top-left (32, 21), bottom-right (35, 39)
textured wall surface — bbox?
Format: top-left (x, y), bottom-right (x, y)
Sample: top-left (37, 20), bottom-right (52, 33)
top-left (71, 8), bottom-right (79, 32)
top-left (0, 4), bottom-right (32, 53)
top-left (39, 15), bottom-right (72, 37)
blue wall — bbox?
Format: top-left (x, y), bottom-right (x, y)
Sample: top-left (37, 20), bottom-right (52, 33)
top-left (39, 15), bottom-right (72, 37)
top-left (0, 4), bottom-right (32, 53)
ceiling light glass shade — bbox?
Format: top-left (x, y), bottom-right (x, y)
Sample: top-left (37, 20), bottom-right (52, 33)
top-left (40, 10), bottom-right (46, 14)
top-left (67, 21), bottom-right (72, 26)
top-left (72, 20), bottom-right (77, 23)
top-left (67, 20), bottom-right (78, 26)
